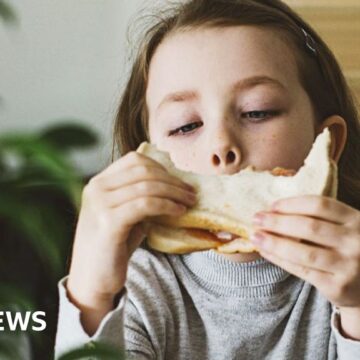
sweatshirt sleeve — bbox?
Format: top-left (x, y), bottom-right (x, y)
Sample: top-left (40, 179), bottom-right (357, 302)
top-left (54, 276), bottom-right (126, 359)
top-left (54, 275), bottom-right (155, 360)
top-left (331, 307), bottom-right (360, 359)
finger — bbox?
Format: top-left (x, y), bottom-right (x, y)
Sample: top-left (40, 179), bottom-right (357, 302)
top-left (102, 151), bottom-right (167, 177)
top-left (251, 231), bottom-right (342, 273)
top-left (97, 151), bottom-right (194, 189)
top-left (114, 197), bottom-right (187, 231)
top-left (105, 181), bottom-right (197, 208)
top-left (253, 212), bottom-right (349, 249)
top-left (95, 164), bottom-right (194, 192)
top-left (271, 195), bottom-right (356, 225)
top-left (258, 245), bottom-right (335, 288)
top-left (127, 223), bottom-right (147, 257)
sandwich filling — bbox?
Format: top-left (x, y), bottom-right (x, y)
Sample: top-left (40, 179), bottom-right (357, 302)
top-left (183, 168), bottom-right (296, 244)
top-left (185, 228), bottom-right (242, 242)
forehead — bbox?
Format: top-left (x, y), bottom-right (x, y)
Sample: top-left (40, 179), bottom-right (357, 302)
top-left (146, 26), bottom-right (300, 110)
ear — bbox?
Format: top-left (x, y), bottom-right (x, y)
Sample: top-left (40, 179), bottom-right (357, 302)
top-left (316, 115), bottom-right (347, 163)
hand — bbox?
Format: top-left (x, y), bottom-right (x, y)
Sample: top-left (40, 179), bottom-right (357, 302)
top-left (67, 151), bottom-right (196, 305)
top-left (249, 195), bottom-right (360, 308)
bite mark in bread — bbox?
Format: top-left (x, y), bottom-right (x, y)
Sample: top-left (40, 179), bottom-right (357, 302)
top-left (137, 128), bottom-right (337, 254)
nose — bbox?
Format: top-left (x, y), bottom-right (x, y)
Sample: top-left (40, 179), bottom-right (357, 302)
top-left (203, 105), bottom-right (243, 174)
top-left (207, 116), bottom-right (243, 174)
top-left (211, 144), bottom-right (242, 174)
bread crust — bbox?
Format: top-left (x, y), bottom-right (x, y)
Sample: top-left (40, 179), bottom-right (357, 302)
top-left (138, 128), bottom-right (337, 254)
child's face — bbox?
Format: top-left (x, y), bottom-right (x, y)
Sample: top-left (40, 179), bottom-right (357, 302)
top-left (147, 26), bottom-right (317, 175)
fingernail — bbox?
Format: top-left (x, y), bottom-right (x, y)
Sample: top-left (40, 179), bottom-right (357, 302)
top-left (253, 212), bottom-right (265, 226)
top-left (250, 232), bottom-right (265, 246)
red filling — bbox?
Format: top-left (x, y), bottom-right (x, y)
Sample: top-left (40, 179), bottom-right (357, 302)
top-left (185, 228), bottom-right (238, 242)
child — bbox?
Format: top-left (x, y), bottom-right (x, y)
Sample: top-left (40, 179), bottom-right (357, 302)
top-left (55, 0), bottom-right (360, 359)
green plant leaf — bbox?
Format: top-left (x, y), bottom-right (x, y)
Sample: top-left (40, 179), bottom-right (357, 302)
top-left (0, 192), bottom-right (64, 278)
top-left (0, 284), bottom-right (34, 311)
top-left (0, 125), bottom-right (95, 358)
top-left (58, 342), bottom-right (126, 360)
top-left (40, 122), bottom-right (99, 150)
top-left (0, 134), bottom-right (84, 209)
top-left (0, 133), bottom-right (76, 175)
top-left (0, 0), bottom-right (18, 25)
top-left (0, 334), bottom-right (25, 360)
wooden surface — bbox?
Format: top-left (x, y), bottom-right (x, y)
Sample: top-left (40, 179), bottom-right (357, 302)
top-left (285, 1), bottom-right (360, 105)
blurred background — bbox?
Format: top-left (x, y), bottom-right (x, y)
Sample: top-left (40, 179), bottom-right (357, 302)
top-left (0, 0), bottom-right (359, 359)
top-left (0, 0), bottom-right (152, 176)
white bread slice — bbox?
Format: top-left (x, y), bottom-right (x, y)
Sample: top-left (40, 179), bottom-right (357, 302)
top-left (137, 128), bottom-right (337, 254)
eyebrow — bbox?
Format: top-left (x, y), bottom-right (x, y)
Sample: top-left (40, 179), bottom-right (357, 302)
top-left (156, 75), bottom-right (286, 112)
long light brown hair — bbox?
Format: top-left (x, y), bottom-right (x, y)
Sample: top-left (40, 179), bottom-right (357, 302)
top-left (112, 0), bottom-right (360, 210)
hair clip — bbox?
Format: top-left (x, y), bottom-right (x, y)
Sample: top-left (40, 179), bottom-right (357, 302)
top-left (301, 28), bottom-right (317, 56)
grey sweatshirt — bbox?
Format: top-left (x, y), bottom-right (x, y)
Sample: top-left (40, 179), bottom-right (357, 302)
top-left (55, 246), bottom-right (360, 359)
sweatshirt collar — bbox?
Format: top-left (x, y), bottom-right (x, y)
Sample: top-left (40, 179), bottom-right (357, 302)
top-left (179, 249), bottom-right (290, 289)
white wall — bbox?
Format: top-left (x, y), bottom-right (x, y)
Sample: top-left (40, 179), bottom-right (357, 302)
top-left (0, 0), bottom-right (156, 176)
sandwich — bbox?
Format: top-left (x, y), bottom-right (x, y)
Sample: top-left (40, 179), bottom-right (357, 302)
top-left (136, 128), bottom-right (337, 254)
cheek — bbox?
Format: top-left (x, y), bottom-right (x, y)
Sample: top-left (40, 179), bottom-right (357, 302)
top-left (168, 146), bottom-right (202, 172)
top-left (262, 106), bottom-right (315, 169)
top-left (149, 136), bottom-right (203, 172)
top-left (254, 129), bottom-right (314, 171)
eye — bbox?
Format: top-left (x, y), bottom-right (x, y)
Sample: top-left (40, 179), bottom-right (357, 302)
top-left (241, 110), bottom-right (280, 122)
top-left (169, 121), bottom-right (202, 136)
top-left (168, 110), bottom-right (279, 137)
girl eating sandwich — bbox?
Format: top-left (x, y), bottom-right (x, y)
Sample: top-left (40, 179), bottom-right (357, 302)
top-left (55, 0), bottom-right (360, 359)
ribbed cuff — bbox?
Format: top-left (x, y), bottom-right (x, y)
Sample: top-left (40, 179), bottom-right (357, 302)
top-left (54, 275), bottom-right (127, 359)
top-left (331, 306), bottom-right (360, 359)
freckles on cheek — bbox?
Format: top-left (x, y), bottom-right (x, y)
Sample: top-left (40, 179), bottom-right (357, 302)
top-left (251, 135), bottom-right (290, 170)
top-left (167, 150), bottom-right (189, 169)
top-left (170, 149), bottom-right (201, 172)
top-left (270, 141), bottom-right (309, 170)
top-left (254, 135), bottom-right (278, 149)
top-left (265, 139), bottom-right (285, 162)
